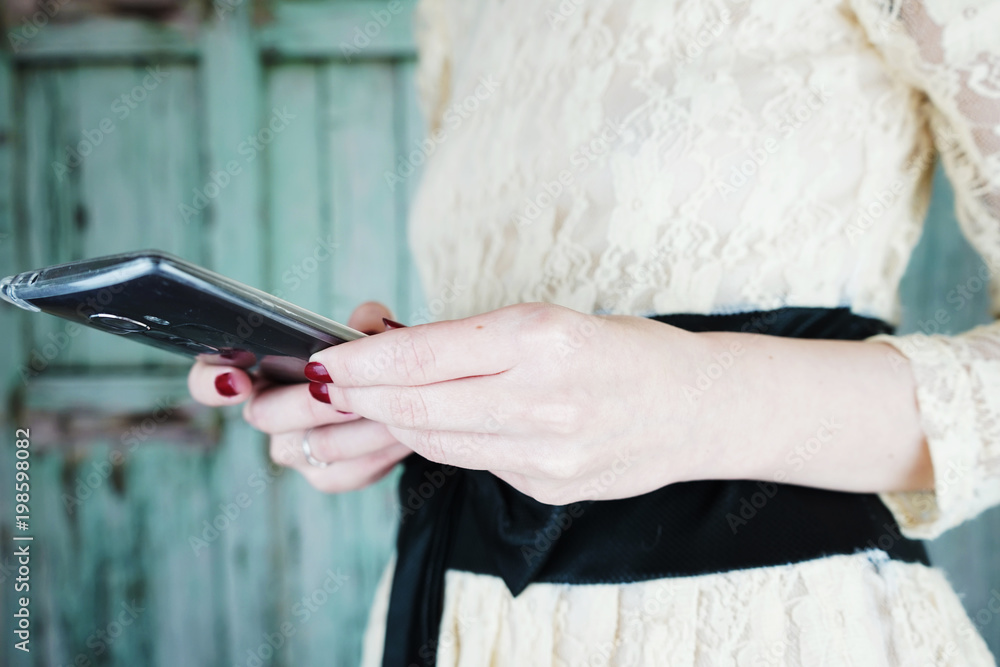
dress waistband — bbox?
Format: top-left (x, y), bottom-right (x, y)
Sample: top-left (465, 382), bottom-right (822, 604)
top-left (381, 307), bottom-right (929, 667)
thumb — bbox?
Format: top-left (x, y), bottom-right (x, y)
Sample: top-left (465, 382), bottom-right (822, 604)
top-left (348, 301), bottom-right (394, 335)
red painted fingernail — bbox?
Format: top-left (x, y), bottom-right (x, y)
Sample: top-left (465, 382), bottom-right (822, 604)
top-left (215, 372), bottom-right (239, 397)
top-left (383, 317), bottom-right (407, 330)
top-left (337, 410), bottom-right (354, 415)
top-left (304, 361), bottom-right (333, 383)
top-left (308, 381), bottom-right (331, 404)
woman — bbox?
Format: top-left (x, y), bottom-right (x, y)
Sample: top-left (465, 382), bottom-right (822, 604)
top-left (190, 0), bottom-right (1000, 664)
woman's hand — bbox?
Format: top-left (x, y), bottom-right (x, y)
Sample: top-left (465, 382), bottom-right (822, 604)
top-left (188, 299), bottom-right (932, 504)
top-left (186, 301), bottom-right (412, 493)
top-left (303, 303), bottom-right (718, 505)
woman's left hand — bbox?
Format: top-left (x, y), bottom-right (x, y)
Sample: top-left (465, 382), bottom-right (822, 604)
top-left (306, 303), bottom-right (722, 504)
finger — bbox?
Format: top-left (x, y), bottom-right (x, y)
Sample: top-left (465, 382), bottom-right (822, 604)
top-left (489, 468), bottom-right (580, 505)
top-left (348, 301), bottom-right (394, 335)
top-left (387, 425), bottom-right (509, 472)
top-left (188, 361), bottom-right (254, 406)
top-left (310, 306), bottom-right (528, 388)
top-left (488, 469), bottom-right (538, 497)
top-left (327, 376), bottom-right (514, 433)
top-left (299, 443), bottom-right (410, 494)
top-left (271, 434), bottom-right (410, 494)
top-left (243, 381), bottom-right (360, 434)
top-left (269, 418), bottom-right (402, 466)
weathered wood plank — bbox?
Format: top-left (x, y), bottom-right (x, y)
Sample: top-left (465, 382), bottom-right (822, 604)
top-left (198, 7), bottom-right (277, 666)
top-left (19, 68), bottom-right (83, 385)
top-left (265, 64), bottom-right (328, 313)
top-left (21, 372), bottom-right (192, 412)
top-left (34, 437), bottom-right (220, 666)
top-left (258, 0), bottom-right (417, 61)
top-left (120, 441), bottom-right (220, 666)
top-left (10, 17), bottom-right (198, 63)
top-left (200, 9), bottom-right (265, 284)
top-left (325, 62), bottom-right (401, 322)
top-left (19, 372), bottom-right (217, 452)
top-left (20, 69), bottom-right (73, 271)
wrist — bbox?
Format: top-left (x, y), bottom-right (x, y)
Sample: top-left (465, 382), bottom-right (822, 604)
top-left (665, 329), bottom-right (758, 483)
top-left (686, 329), bottom-right (801, 484)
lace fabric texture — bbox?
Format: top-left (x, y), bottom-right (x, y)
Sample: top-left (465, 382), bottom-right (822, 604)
top-left (851, 0), bottom-right (1000, 540)
top-left (408, 0), bottom-right (1000, 540)
top-left (361, 553), bottom-right (996, 666)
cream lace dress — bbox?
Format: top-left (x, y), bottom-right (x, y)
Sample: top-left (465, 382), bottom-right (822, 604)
top-left (362, 0), bottom-right (1000, 664)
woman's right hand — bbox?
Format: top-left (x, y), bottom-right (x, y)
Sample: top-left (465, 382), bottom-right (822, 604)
top-left (186, 301), bottom-right (412, 493)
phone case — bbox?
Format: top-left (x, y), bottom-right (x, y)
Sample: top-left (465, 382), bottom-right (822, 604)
top-left (0, 250), bottom-right (365, 382)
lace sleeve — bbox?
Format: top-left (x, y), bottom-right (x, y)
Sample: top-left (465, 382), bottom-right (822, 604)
top-left (850, 0), bottom-right (1000, 539)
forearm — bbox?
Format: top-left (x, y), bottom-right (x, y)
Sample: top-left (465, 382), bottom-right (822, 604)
top-left (687, 331), bottom-right (933, 494)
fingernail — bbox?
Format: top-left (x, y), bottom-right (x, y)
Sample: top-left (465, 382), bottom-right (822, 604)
top-left (308, 382), bottom-right (331, 404)
top-left (383, 317), bottom-right (407, 330)
top-left (304, 361), bottom-right (333, 383)
top-left (337, 410), bottom-right (354, 415)
top-left (215, 372), bottom-right (239, 397)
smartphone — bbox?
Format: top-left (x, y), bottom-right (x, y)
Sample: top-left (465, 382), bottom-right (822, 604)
top-left (0, 250), bottom-right (365, 382)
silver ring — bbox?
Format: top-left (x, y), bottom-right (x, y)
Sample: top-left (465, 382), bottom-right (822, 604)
top-left (301, 428), bottom-right (330, 468)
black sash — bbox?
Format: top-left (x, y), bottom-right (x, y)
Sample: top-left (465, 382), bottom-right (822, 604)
top-left (381, 307), bottom-right (929, 666)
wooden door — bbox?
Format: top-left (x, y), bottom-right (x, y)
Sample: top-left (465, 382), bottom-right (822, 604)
top-left (1, 2), bottom-right (421, 664)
